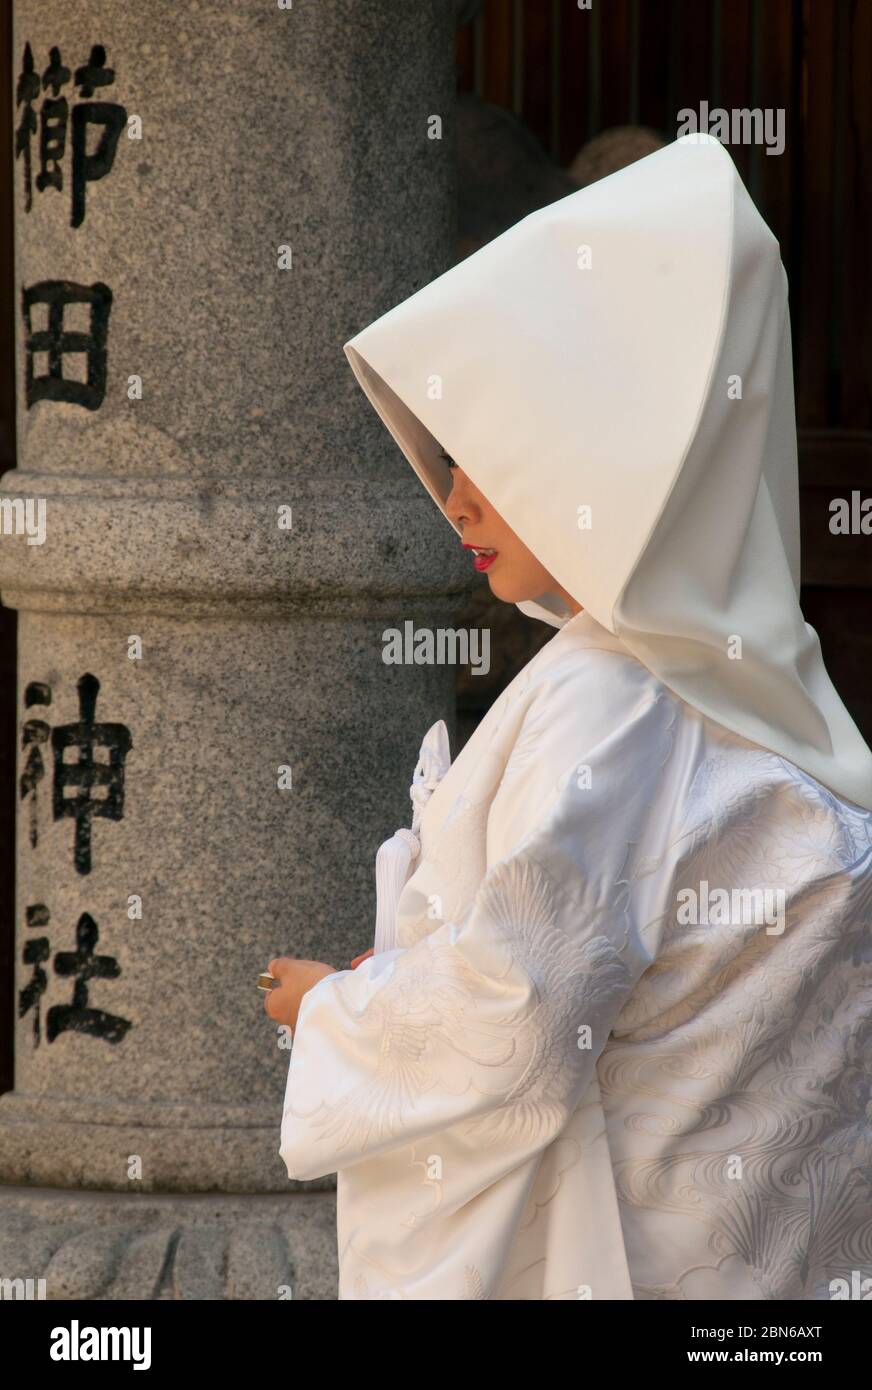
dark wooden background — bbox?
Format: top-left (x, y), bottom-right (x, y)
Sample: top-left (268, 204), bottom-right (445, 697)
top-left (1, 0), bottom-right (870, 1095)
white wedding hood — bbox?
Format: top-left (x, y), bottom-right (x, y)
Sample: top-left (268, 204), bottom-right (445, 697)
top-left (344, 133), bottom-right (872, 812)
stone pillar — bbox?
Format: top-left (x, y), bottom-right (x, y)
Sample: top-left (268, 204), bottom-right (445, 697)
top-left (0, 0), bottom-right (467, 1299)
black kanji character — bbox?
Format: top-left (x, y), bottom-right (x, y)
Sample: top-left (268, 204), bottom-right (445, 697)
top-left (52, 672), bottom-right (132, 875)
top-left (47, 912), bottom-right (131, 1044)
top-left (16, 42), bottom-right (126, 226)
top-left (22, 280), bottom-right (112, 411)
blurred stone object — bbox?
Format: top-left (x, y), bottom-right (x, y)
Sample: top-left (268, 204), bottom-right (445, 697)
top-left (455, 0), bottom-right (483, 25)
top-left (455, 93), bottom-right (578, 258)
top-left (569, 124), bottom-right (667, 186)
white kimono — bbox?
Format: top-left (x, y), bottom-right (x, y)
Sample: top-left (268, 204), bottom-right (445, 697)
top-left (280, 611), bottom-right (872, 1299)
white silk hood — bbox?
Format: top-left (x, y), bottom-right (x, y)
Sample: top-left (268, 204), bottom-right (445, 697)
top-left (344, 132), bottom-right (872, 812)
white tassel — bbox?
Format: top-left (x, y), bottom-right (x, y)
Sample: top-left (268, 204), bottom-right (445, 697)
top-left (374, 828), bottom-right (419, 956)
top-left (373, 720), bottom-right (450, 955)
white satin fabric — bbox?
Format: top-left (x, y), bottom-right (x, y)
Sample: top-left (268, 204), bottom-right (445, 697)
top-left (280, 612), bottom-right (872, 1299)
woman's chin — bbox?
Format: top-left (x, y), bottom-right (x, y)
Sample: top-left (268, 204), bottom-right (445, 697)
top-left (486, 573), bottom-right (528, 604)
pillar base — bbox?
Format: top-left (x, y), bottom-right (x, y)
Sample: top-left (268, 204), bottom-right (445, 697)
top-left (0, 1183), bottom-right (337, 1299)
top-left (0, 1091), bottom-right (334, 1194)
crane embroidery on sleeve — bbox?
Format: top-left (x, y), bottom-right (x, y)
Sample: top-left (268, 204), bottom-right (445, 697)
top-left (285, 854), bottom-right (631, 1159)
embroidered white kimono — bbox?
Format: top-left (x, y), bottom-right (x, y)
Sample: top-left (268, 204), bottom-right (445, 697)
top-left (281, 612), bottom-right (872, 1299)
top-left (280, 133), bottom-right (872, 1298)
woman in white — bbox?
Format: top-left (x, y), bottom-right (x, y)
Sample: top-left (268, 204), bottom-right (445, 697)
top-left (267, 134), bottom-right (872, 1300)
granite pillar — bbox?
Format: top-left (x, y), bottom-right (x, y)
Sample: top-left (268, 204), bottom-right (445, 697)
top-left (0, 0), bottom-right (467, 1298)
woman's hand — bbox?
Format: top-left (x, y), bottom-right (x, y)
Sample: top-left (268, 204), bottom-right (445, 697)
top-left (350, 948), bottom-right (374, 970)
top-left (264, 956), bottom-right (337, 1031)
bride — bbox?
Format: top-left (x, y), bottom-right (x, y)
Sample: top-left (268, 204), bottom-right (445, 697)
top-left (265, 133), bottom-right (872, 1300)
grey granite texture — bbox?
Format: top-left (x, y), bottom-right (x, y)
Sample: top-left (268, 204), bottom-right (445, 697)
top-left (0, 0), bottom-right (461, 1294)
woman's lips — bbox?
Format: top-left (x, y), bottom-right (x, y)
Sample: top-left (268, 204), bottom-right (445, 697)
top-left (463, 542), bottom-right (498, 572)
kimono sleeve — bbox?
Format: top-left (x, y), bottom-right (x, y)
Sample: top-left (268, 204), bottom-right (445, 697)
top-left (279, 676), bottom-right (681, 1182)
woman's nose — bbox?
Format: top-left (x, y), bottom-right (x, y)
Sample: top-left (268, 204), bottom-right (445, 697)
top-left (445, 478), bottom-right (479, 527)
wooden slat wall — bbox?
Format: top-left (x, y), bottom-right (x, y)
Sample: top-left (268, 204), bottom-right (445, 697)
top-left (757, 0), bottom-right (795, 279)
top-left (718, 0), bottom-right (754, 187)
top-left (637, 0), bottom-right (671, 134)
top-left (797, 0), bottom-right (839, 425)
top-left (840, 1), bottom-right (872, 429)
top-left (600, 0), bottom-right (632, 131)
top-left (557, 1), bottom-right (593, 163)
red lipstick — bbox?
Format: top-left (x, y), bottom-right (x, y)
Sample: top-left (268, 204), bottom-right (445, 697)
top-left (463, 542), bottom-right (498, 573)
